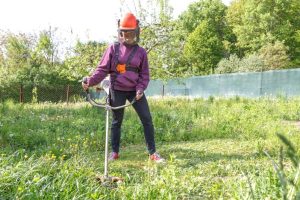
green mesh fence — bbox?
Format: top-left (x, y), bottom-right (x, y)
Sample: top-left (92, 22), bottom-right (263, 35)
top-left (145, 68), bottom-right (300, 98)
top-left (144, 80), bottom-right (164, 97)
top-left (1, 69), bottom-right (300, 102)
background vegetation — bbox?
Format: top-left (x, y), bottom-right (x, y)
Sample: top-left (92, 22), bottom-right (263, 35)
top-left (1, 0), bottom-right (300, 93)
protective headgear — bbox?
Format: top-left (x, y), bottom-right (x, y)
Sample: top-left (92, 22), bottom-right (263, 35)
top-left (119, 13), bottom-right (138, 30)
top-left (118, 13), bottom-right (140, 45)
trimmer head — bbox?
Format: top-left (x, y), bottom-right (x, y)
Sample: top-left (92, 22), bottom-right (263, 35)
top-left (96, 175), bottom-right (124, 187)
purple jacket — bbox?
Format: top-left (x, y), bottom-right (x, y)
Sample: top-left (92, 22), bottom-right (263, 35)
top-left (87, 42), bottom-right (150, 93)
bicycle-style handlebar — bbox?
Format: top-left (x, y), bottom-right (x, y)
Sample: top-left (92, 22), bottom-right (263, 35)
top-left (82, 77), bottom-right (136, 110)
top-left (85, 93), bottom-right (136, 110)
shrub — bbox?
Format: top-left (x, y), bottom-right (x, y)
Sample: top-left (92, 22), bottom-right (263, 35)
top-left (258, 41), bottom-right (290, 70)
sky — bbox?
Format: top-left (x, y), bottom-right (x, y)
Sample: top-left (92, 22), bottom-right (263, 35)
top-left (0, 0), bottom-right (232, 43)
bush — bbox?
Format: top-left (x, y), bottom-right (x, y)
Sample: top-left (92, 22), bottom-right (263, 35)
top-left (215, 54), bottom-right (241, 74)
top-left (216, 41), bottom-right (290, 74)
top-left (258, 41), bottom-right (290, 70)
top-left (216, 54), bottom-right (265, 73)
top-left (240, 54), bottom-right (265, 72)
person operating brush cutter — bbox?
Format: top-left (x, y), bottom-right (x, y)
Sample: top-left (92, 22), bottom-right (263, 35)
top-left (82, 12), bottom-right (165, 163)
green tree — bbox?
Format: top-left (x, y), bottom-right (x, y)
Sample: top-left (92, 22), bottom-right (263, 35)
top-left (0, 29), bottom-right (69, 89)
top-left (0, 49), bottom-right (6, 88)
top-left (62, 41), bottom-right (108, 81)
top-left (184, 20), bottom-right (224, 75)
top-left (15, 29), bottom-right (67, 88)
top-left (179, 0), bottom-right (228, 34)
top-left (0, 35), bottom-right (5, 84)
top-left (0, 35), bottom-right (4, 66)
top-left (227, 0), bottom-right (300, 63)
top-left (134, 0), bottom-right (178, 79)
top-left (27, 30), bottom-right (59, 86)
top-left (3, 33), bottom-right (34, 86)
top-left (180, 0), bottom-right (236, 51)
top-left (176, 0), bottom-right (235, 75)
top-left (293, 30), bottom-right (300, 65)
top-left (32, 31), bottom-right (55, 66)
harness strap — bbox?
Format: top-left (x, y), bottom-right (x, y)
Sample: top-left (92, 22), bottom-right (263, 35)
top-left (126, 45), bottom-right (139, 69)
top-left (111, 42), bottom-right (120, 90)
top-left (111, 42), bottom-right (139, 89)
top-left (125, 66), bottom-right (139, 73)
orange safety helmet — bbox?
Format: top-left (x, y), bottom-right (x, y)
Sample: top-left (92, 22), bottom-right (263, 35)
top-left (119, 13), bottom-right (137, 30)
top-left (118, 13), bottom-right (140, 44)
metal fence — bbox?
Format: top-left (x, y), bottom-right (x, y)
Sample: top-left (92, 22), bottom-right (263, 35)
top-left (0, 84), bottom-right (86, 103)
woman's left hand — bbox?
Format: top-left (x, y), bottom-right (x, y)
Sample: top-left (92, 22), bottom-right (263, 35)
top-left (136, 90), bottom-right (144, 100)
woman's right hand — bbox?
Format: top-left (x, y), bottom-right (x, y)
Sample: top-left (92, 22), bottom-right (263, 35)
top-left (82, 78), bottom-right (89, 91)
top-left (82, 82), bottom-right (89, 91)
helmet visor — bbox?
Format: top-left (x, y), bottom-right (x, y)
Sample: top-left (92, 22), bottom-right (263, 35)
top-left (119, 30), bottom-right (137, 45)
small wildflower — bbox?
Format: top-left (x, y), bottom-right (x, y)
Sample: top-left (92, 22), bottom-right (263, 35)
top-left (61, 154), bottom-right (67, 160)
top-left (33, 176), bottom-right (40, 183)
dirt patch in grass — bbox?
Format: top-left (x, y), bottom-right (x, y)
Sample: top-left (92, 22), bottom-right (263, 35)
top-left (282, 120), bottom-right (300, 129)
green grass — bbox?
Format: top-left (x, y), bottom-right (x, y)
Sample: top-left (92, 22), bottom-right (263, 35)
top-left (1, 97), bottom-right (300, 199)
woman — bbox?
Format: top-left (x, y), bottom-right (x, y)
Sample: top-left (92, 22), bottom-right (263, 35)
top-left (82, 12), bottom-right (164, 163)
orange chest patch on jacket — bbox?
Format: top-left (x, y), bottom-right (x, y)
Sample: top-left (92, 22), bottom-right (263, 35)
top-left (116, 64), bottom-right (126, 74)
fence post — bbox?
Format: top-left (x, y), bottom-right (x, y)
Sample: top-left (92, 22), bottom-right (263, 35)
top-left (66, 85), bottom-right (70, 104)
top-left (162, 84), bottom-right (165, 97)
top-left (19, 84), bottom-right (24, 103)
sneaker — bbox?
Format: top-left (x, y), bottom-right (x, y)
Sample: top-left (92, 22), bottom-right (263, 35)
top-left (150, 152), bottom-right (165, 163)
top-left (108, 152), bottom-right (119, 161)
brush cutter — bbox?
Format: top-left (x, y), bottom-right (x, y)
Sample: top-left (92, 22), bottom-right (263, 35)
top-left (82, 77), bottom-right (136, 186)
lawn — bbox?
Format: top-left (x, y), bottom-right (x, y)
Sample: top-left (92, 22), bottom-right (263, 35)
top-left (1, 97), bottom-right (300, 199)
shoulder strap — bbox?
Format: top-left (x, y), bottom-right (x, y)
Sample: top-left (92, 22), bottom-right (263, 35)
top-left (114, 41), bottom-right (120, 69)
top-left (126, 45), bottom-right (139, 66)
top-left (111, 42), bottom-right (120, 90)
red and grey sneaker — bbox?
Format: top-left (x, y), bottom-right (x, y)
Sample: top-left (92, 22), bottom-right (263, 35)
top-left (149, 152), bottom-right (165, 163)
top-left (108, 152), bottom-right (119, 161)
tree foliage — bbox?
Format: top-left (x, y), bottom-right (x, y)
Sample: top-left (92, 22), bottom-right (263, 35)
top-left (215, 54), bottom-right (241, 74)
top-left (0, 29), bottom-right (70, 89)
top-left (1, 33), bottom-right (33, 86)
top-left (179, 0), bottom-right (232, 75)
top-left (134, 0), bottom-right (179, 79)
top-left (227, 0), bottom-right (300, 59)
top-left (258, 41), bottom-right (289, 70)
top-left (184, 20), bottom-right (224, 75)
top-left (62, 41), bottom-right (108, 81)
top-left (216, 40), bottom-right (289, 74)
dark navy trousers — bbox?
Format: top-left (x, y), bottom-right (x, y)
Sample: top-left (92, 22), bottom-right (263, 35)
top-left (109, 89), bottom-right (156, 154)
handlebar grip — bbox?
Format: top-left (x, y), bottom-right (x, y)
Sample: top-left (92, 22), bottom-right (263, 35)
top-left (82, 77), bottom-right (89, 93)
top-left (82, 77), bottom-right (88, 84)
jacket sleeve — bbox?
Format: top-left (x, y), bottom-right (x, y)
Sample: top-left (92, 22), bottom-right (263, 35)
top-left (87, 45), bottom-right (113, 87)
top-left (135, 48), bottom-right (150, 93)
